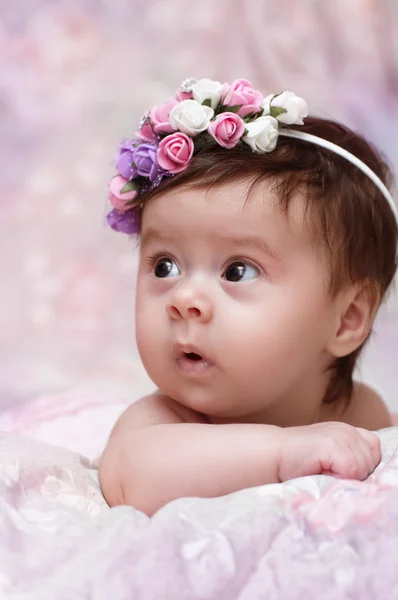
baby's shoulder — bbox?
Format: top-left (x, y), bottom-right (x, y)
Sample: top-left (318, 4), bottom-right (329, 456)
top-left (111, 391), bottom-right (207, 438)
top-left (339, 382), bottom-right (392, 430)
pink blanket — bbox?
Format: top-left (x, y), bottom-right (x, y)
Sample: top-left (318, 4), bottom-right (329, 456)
top-left (1, 388), bottom-right (398, 598)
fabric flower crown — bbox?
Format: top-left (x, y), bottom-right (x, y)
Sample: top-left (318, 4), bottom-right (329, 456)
top-left (106, 78), bottom-right (308, 234)
top-left (106, 77), bottom-right (398, 235)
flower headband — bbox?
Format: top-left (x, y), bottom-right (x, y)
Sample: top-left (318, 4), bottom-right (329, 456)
top-left (106, 77), bottom-right (398, 235)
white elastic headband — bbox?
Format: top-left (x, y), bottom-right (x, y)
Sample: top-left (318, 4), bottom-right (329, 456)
top-left (280, 129), bottom-right (398, 224)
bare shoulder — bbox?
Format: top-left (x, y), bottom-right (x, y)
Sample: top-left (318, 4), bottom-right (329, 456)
top-left (110, 391), bottom-right (207, 438)
top-left (99, 392), bottom-right (206, 506)
top-left (341, 382), bottom-right (392, 430)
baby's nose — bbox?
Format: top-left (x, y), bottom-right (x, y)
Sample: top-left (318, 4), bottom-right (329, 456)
top-left (166, 287), bottom-right (213, 323)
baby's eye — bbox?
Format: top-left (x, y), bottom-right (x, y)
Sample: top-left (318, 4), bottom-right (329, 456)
top-left (222, 261), bottom-right (259, 282)
top-left (154, 257), bottom-right (181, 278)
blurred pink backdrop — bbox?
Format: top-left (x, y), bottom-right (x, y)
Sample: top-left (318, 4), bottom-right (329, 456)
top-left (1, 0), bottom-right (397, 409)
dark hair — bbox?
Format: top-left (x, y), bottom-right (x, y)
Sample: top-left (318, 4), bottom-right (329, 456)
top-left (143, 117), bottom-right (397, 405)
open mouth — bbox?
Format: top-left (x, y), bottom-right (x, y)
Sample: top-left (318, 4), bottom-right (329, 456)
top-left (184, 352), bottom-right (203, 361)
top-left (175, 346), bottom-right (213, 376)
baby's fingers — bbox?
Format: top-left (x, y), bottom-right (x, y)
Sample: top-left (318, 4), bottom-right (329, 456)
top-left (356, 428), bottom-right (381, 466)
top-left (328, 449), bottom-right (367, 480)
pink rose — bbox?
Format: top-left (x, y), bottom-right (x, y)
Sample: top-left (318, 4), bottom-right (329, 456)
top-left (108, 175), bottom-right (138, 212)
top-left (150, 99), bottom-right (178, 133)
top-left (137, 122), bottom-right (156, 142)
top-left (222, 78), bottom-right (263, 118)
top-left (157, 132), bottom-right (194, 174)
top-left (207, 112), bottom-right (245, 148)
top-left (176, 89), bottom-right (193, 101)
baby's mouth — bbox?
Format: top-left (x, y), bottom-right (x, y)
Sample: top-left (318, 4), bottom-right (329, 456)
top-left (184, 352), bottom-right (203, 361)
top-left (174, 345), bottom-right (214, 376)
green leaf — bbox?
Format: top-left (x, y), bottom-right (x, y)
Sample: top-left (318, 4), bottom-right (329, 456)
top-left (120, 180), bottom-right (138, 194)
top-left (270, 106), bottom-right (287, 118)
top-left (222, 104), bottom-right (243, 114)
top-left (202, 98), bottom-right (212, 108)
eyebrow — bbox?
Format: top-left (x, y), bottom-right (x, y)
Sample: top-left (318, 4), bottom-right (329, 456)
top-left (213, 234), bottom-right (282, 262)
top-left (140, 228), bottom-right (282, 262)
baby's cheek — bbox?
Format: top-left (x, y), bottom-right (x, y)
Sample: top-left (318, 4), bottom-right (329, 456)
top-left (135, 317), bottom-right (155, 360)
top-left (135, 311), bottom-right (167, 384)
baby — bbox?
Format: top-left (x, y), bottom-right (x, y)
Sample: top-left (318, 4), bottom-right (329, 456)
top-left (99, 78), bottom-right (397, 516)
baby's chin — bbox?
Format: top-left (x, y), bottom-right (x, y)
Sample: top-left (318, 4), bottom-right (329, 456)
top-left (165, 385), bottom-right (252, 421)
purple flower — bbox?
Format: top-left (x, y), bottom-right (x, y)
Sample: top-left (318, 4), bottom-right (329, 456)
top-left (134, 143), bottom-right (162, 182)
top-left (106, 208), bottom-right (141, 235)
top-left (116, 139), bottom-right (138, 180)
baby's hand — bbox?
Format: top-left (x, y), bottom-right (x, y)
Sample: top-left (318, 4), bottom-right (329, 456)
top-left (279, 422), bottom-right (381, 482)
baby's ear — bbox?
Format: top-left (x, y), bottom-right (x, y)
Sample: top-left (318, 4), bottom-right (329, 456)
top-left (327, 281), bottom-right (380, 358)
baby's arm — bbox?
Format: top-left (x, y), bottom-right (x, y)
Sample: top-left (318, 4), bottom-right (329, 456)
top-left (99, 392), bottom-right (381, 516)
top-left (99, 392), bottom-right (282, 515)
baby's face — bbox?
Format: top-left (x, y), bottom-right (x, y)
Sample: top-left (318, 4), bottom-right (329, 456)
top-left (135, 179), bottom-right (340, 421)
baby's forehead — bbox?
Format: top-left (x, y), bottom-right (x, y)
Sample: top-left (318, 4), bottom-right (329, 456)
top-left (143, 178), bottom-right (317, 251)
top-left (202, 177), bottom-right (316, 236)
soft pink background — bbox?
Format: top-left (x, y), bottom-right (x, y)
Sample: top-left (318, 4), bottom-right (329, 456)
top-left (1, 0), bottom-right (397, 410)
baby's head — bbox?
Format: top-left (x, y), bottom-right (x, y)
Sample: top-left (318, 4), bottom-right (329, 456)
top-left (107, 80), bottom-right (397, 423)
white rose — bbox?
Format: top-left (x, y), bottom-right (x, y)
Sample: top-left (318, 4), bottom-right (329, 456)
top-left (263, 91), bottom-right (308, 125)
top-left (262, 93), bottom-right (274, 115)
top-left (169, 99), bottom-right (214, 136)
top-left (242, 116), bottom-right (279, 153)
top-left (191, 78), bottom-right (224, 109)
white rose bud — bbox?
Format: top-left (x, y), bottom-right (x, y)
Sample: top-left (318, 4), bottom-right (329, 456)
top-left (169, 99), bottom-right (214, 136)
top-left (191, 78), bottom-right (225, 110)
top-left (243, 116), bottom-right (279, 153)
top-left (262, 93), bottom-right (274, 115)
top-left (263, 91), bottom-right (308, 125)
